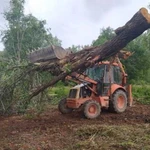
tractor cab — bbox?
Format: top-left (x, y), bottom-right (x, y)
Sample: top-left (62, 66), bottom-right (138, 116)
top-left (86, 62), bottom-right (123, 96)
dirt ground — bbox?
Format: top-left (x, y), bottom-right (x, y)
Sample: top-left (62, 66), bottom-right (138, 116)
top-left (0, 103), bottom-right (150, 150)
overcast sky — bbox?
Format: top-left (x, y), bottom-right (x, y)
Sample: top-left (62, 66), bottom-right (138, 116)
top-left (0, 0), bottom-right (150, 50)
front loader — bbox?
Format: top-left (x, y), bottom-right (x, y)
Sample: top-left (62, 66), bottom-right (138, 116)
top-left (58, 56), bottom-right (133, 119)
top-left (28, 45), bottom-right (133, 119)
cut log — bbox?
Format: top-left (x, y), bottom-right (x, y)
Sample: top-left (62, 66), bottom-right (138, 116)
top-left (28, 8), bottom-right (150, 101)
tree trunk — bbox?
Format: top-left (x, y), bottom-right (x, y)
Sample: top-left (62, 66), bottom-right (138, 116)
top-left (28, 7), bottom-right (150, 101)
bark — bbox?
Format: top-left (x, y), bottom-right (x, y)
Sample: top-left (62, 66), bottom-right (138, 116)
top-left (28, 8), bottom-right (150, 100)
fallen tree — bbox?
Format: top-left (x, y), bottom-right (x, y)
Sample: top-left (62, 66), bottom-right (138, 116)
top-left (1, 8), bottom-right (150, 113)
top-left (28, 8), bottom-right (150, 100)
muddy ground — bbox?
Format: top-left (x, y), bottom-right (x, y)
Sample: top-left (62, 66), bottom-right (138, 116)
top-left (0, 103), bottom-right (150, 150)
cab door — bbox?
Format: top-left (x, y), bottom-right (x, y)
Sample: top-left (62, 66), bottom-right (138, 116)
top-left (102, 65), bottom-right (113, 95)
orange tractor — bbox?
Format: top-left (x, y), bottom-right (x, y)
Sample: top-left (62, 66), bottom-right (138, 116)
top-left (58, 54), bottom-right (133, 119)
top-left (28, 46), bottom-right (133, 119)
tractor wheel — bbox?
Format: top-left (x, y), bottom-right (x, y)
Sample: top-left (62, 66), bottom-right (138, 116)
top-left (83, 100), bottom-right (101, 119)
top-left (58, 98), bottom-right (73, 114)
top-left (109, 90), bottom-right (127, 113)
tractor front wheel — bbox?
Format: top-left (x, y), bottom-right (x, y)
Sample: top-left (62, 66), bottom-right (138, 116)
top-left (83, 100), bottom-right (101, 119)
top-left (109, 90), bottom-right (127, 113)
top-left (58, 98), bottom-right (73, 114)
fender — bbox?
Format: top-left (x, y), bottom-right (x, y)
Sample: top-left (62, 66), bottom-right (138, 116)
top-left (109, 84), bottom-right (126, 96)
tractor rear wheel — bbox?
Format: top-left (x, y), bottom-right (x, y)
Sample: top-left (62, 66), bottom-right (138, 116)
top-left (109, 90), bottom-right (127, 113)
top-left (83, 100), bottom-right (101, 119)
top-left (58, 98), bottom-right (73, 114)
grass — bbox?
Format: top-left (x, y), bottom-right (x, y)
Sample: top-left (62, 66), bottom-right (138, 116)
top-left (48, 84), bottom-right (150, 105)
top-left (132, 85), bottom-right (150, 104)
top-left (71, 124), bottom-right (150, 150)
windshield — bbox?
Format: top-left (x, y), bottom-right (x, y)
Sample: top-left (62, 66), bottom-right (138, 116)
top-left (86, 65), bottom-right (105, 81)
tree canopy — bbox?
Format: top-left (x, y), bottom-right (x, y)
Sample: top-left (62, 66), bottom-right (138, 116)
top-left (0, 0), bottom-right (61, 113)
top-left (1, 0), bottom-right (61, 62)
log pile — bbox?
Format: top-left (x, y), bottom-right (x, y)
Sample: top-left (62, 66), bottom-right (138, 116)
top-left (28, 8), bottom-right (150, 100)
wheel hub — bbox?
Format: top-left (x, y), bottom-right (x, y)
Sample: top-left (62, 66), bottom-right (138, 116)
top-left (117, 95), bottom-right (124, 109)
top-left (88, 105), bottom-right (97, 114)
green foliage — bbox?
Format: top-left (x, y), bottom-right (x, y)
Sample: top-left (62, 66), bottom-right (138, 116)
top-left (0, 58), bottom-right (54, 114)
top-left (63, 63), bottom-right (72, 73)
top-left (92, 27), bottom-right (150, 84)
top-left (1, 0), bottom-right (61, 62)
top-left (92, 27), bottom-right (115, 46)
top-left (132, 85), bottom-right (150, 104)
top-left (49, 84), bottom-right (70, 105)
top-left (0, 59), bottom-right (28, 113)
top-left (123, 33), bottom-right (150, 83)
top-left (68, 45), bottom-right (90, 53)
top-left (0, 0), bottom-right (62, 114)
top-left (69, 45), bottom-right (81, 52)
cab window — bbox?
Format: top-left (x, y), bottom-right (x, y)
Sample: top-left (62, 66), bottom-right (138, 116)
top-left (86, 65), bottom-right (105, 81)
top-left (113, 66), bottom-right (122, 84)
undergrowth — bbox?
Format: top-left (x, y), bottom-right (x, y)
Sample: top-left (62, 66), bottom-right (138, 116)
top-left (132, 85), bottom-right (150, 104)
top-left (49, 84), bottom-right (150, 105)
top-left (70, 124), bottom-right (150, 150)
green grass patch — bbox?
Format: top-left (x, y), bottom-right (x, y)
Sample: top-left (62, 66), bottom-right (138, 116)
top-left (48, 84), bottom-right (150, 105)
top-left (132, 85), bottom-right (150, 104)
top-left (71, 124), bottom-right (150, 150)
top-left (48, 85), bottom-right (70, 105)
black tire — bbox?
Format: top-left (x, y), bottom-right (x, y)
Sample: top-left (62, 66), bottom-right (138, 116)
top-left (58, 98), bottom-right (73, 114)
top-left (109, 90), bottom-right (127, 113)
top-left (83, 100), bottom-right (101, 119)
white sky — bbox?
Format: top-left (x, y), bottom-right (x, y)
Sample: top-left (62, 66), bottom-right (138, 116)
top-left (0, 0), bottom-right (150, 50)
